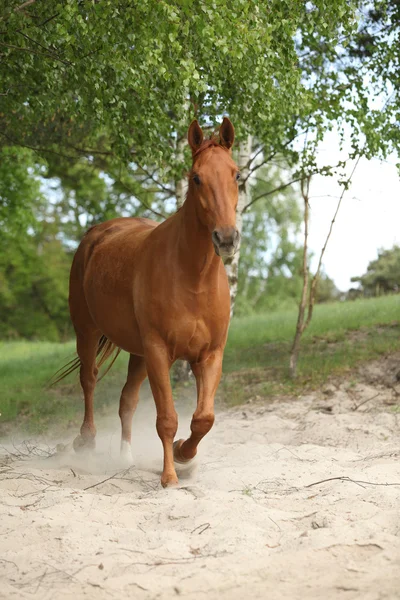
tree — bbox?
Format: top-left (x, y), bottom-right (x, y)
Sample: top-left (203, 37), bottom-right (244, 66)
top-left (1, 1), bottom-right (360, 200)
top-left (1, 1), bottom-right (358, 151)
top-left (0, 146), bottom-right (45, 240)
top-left (351, 246), bottom-right (400, 295)
top-left (0, 233), bottom-right (72, 340)
top-left (235, 164), bottom-right (304, 315)
top-left (344, 1), bottom-right (400, 159)
top-left (0, 149), bottom-right (72, 340)
top-left (3, 1), bottom-right (399, 342)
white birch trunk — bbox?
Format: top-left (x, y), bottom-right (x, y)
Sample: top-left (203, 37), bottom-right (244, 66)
top-left (172, 136), bottom-right (191, 381)
top-left (175, 137), bottom-right (187, 209)
top-left (224, 135), bottom-right (252, 317)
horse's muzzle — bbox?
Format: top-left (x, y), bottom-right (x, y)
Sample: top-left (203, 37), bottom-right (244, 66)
top-left (212, 227), bottom-right (240, 258)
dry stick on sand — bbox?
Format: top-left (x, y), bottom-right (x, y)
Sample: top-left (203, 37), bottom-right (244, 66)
top-left (289, 156), bottom-right (362, 378)
top-left (352, 392), bottom-right (381, 411)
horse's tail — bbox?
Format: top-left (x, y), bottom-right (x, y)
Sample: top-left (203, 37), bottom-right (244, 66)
top-left (48, 335), bottom-right (121, 387)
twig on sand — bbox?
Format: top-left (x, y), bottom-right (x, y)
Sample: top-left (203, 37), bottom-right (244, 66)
top-left (83, 468), bottom-right (131, 491)
top-left (14, 562), bottom-right (78, 592)
top-left (191, 523), bottom-right (210, 535)
top-left (127, 582), bottom-right (149, 591)
top-left (0, 441), bottom-right (56, 461)
top-left (0, 558), bottom-right (19, 570)
top-left (305, 476), bottom-right (400, 489)
top-left (351, 393), bottom-right (380, 411)
top-left (243, 474), bottom-right (400, 498)
top-left (84, 469), bottom-right (158, 493)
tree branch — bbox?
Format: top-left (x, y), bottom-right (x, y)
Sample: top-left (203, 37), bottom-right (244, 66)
top-left (0, 41), bottom-right (71, 65)
top-left (17, 31), bottom-right (65, 64)
top-left (0, 131), bottom-right (85, 160)
top-left (244, 128), bottom-right (306, 183)
top-left (111, 176), bottom-right (167, 220)
top-left (289, 175), bottom-right (311, 378)
top-left (242, 177), bottom-right (302, 213)
top-left (304, 155), bottom-right (362, 329)
top-left (15, 0), bottom-right (37, 11)
top-left (135, 164), bottom-right (174, 195)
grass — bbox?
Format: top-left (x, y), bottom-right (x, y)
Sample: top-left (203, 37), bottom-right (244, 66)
top-left (221, 294), bottom-right (400, 405)
top-left (0, 294), bottom-right (399, 430)
top-left (0, 340), bottom-right (129, 431)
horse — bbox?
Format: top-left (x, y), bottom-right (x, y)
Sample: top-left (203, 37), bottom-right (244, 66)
top-left (58, 118), bottom-right (240, 487)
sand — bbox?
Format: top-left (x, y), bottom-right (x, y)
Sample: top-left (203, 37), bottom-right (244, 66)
top-left (1, 357), bottom-right (400, 599)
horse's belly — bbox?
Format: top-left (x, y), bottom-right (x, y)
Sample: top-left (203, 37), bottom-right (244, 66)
top-left (84, 281), bottom-right (144, 356)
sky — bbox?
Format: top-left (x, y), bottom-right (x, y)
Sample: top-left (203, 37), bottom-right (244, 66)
top-left (302, 130), bottom-right (400, 291)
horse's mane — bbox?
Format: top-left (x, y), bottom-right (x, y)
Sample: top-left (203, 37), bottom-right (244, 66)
top-left (193, 136), bottom-right (224, 158)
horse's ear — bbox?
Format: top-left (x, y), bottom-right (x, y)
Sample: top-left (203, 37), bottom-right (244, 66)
top-left (219, 117), bottom-right (235, 150)
top-left (188, 120), bottom-right (204, 153)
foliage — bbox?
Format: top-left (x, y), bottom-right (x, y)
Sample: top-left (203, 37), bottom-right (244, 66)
top-left (2, 1), bottom-right (399, 341)
top-left (1, 1), bottom-right (358, 168)
top-left (0, 229), bottom-right (72, 341)
top-left (0, 146), bottom-right (45, 240)
top-left (314, 272), bottom-right (341, 303)
top-left (44, 155), bottom-right (167, 242)
top-left (351, 246), bottom-right (400, 295)
top-left (235, 165), bottom-right (304, 314)
top-left (0, 148), bottom-right (72, 340)
top-left (235, 166), bottom-right (340, 315)
top-left (344, 0), bottom-right (400, 159)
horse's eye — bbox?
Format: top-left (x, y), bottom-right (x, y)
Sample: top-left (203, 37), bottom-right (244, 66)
top-left (193, 174), bottom-right (201, 185)
top-left (236, 172), bottom-right (241, 181)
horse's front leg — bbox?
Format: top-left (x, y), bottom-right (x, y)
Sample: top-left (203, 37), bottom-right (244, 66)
top-left (144, 343), bottom-right (178, 487)
top-left (174, 350), bottom-right (222, 463)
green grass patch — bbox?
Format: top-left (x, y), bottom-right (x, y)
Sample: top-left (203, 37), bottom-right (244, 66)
top-left (221, 295), bottom-right (400, 406)
top-left (226, 294), bottom-right (400, 352)
top-left (0, 340), bottom-right (129, 431)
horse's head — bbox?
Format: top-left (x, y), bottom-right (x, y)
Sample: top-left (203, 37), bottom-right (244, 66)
top-left (188, 118), bottom-right (240, 258)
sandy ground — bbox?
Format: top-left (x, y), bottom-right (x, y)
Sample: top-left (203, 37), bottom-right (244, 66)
top-left (1, 356), bottom-right (400, 600)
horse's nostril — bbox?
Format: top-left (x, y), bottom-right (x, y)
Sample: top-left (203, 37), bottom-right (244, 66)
top-left (212, 230), bottom-right (222, 246)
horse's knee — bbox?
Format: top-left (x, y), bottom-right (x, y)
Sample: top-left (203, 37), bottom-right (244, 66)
top-left (191, 412), bottom-right (215, 436)
top-left (156, 412), bottom-right (178, 440)
top-left (79, 366), bottom-right (98, 391)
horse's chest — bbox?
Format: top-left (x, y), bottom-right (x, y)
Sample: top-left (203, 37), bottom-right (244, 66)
top-left (166, 312), bottom-right (226, 362)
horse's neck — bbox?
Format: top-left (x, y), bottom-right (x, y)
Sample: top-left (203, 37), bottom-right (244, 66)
top-left (175, 192), bottom-right (219, 279)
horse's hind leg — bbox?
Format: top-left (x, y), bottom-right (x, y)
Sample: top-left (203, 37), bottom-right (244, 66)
top-left (119, 354), bottom-right (147, 465)
top-left (73, 329), bottom-right (101, 452)
top-left (173, 350), bottom-right (222, 463)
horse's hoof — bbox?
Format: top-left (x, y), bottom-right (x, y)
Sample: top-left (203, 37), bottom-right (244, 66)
top-left (161, 475), bottom-right (179, 488)
top-left (120, 440), bottom-right (134, 467)
top-left (173, 439), bottom-right (196, 465)
top-left (55, 442), bottom-right (72, 454)
top-left (73, 434), bottom-right (95, 453)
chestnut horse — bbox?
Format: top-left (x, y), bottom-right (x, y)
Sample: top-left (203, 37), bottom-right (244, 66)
top-left (63, 118), bottom-right (240, 487)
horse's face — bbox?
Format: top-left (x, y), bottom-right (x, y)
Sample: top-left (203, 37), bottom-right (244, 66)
top-left (188, 118), bottom-right (240, 258)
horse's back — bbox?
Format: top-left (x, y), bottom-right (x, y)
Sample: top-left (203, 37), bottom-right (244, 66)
top-left (69, 217), bottom-right (158, 350)
top-left (74, 217), bottom-right (157, 272)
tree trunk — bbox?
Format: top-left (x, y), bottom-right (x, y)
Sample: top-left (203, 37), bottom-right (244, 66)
top-left (175, 137), bottom-right (187, 209)
top-left (173, 136), bottom-right (191, 381)
top-left (289, 177), bottom-right (310, 378)
top-left (224, 135), bottom-right (252, 317)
